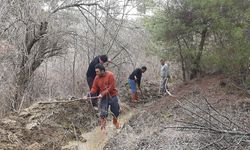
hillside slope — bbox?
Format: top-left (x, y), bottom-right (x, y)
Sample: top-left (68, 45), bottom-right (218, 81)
top-left (0, 75), bottom-right (249, 150)
top-left (104, 75), bottom-right (250, 150)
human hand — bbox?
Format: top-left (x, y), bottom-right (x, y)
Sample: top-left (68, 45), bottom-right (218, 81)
top-left (87, 92), bottom-right (91, 97)
top-left (82, 95), bottom-right (88, 99)
top-left (98, 94), bottom-right (102, 99)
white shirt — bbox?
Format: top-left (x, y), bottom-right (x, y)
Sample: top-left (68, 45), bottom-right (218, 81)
top-left (160, 64), bottom-right (169, 78)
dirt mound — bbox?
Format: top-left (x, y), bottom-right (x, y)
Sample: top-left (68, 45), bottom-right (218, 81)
top-left (119, 80), bottom-right (162, 105)
top-left (0, 99), bottom-right (98, 149)
top-left (104, 75), bottom-right (250, 150)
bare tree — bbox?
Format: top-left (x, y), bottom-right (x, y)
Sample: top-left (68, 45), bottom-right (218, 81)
top-left (0, 0), bottom-right (158, 114)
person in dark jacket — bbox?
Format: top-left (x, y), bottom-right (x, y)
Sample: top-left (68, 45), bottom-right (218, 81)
top-left (128, 66), bottom-right (147, 102)
top-left (86, 55), bottom-right (109, 107)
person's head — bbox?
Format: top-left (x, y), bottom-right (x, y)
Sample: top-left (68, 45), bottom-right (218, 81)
top-left (160, 59), bottom-right (165, 65)
top-left (99, 55), bottom-right (108, 64)
top-left (95, 64), bottom-right (106, 77)
top-left (141, 66), bottom-right (147, 73)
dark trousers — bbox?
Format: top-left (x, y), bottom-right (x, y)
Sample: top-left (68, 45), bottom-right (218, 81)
top-left (100, 96), bottom-right (120, 118)
top-left (87, 77), bottom-right (98, 107)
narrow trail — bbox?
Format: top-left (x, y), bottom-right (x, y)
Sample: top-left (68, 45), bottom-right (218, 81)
top-left (62, 109), bottom-right (135, 150)
top-left (61, 76), bottom-right (213, 150)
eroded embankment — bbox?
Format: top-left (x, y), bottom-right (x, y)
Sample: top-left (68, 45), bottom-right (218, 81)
top-left (0, 99), bottom-right (98, 149)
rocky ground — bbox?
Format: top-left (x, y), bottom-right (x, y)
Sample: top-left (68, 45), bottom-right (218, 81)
top-left (0, 75), bottom-right (250, 150)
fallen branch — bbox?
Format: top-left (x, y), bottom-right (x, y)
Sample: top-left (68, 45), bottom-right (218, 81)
top-left (197, 135), bottom-right (225, 150)
top-left (203, 96), bottom-right (247, 132)
top-left (176, 99), bottom-right (219, 129)
top-left (164, 126), bottom-right (250, 136)
top-left (183, 97), bottom-right (231, 130)
top-left (38, 96), bottom-right (99, 104)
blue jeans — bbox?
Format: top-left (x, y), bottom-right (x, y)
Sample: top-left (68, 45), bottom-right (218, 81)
top-left (100, 96), bottom-right (120, 118)
top-left (128, 79), bottom-right (137, 93)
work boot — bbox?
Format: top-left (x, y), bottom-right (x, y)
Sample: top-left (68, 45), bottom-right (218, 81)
top-left (100, 118), bottom-right (107, 134)
top-left (131, 92), bottom-right (138, 103)
top-left (134, 92), bottom-right (138, 100)
top-left (112, 117), bottom-right (121, 129)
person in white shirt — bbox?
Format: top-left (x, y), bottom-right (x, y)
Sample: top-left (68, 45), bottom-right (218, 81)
top-left (160, 59), bottom-right (170, 94)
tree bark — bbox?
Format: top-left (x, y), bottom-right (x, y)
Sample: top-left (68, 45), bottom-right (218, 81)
top-left (190, 27), bottom-right (208, 79)
top-left (177, 37), bottom-right (186, 82)
top-left (13, 21), bottom-right (50, 110)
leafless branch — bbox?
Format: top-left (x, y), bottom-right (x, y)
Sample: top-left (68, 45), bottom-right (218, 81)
top-left (50, 2), bottom-right (100, 15)
top-left (183, 97), bottom-right (231, 130)
top-left (176, 99), bottom-right (220, 129)
top-left (164, 126), bottom-right (250, 136)
top-left (202, 96), bottom-right (247, 132)
top-left (197, 135), bottom-right (225, 150)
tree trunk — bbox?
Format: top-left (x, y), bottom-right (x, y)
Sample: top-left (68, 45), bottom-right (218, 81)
top-left (177, 37), bottom-right (186, 82)
top-left (190, 27), bottom-right (208, 79)
top-left (13, 22), bottom-right (48, 110)
top-left (13, 64), bottom-right (30, 110)
top-left (72, 48), bottom-right (77, 95)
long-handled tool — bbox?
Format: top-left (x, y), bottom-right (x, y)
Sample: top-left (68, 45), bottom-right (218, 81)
top-left (164, 78), bottom-right (176, 97)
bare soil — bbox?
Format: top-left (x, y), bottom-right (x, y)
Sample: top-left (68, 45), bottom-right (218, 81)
top-left (104, 75), bottom-right (250, 150)
top-left (0, 99), bottom-right (98, 149)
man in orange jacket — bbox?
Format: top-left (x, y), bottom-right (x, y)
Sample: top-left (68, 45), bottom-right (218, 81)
top-left (89, 64), bottom-right (121, 133)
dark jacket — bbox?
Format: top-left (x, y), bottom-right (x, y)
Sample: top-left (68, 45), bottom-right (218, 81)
top-left (129, 68), bottom-right (142, 87)
top-left (86, 56), bottom-right (100, 78)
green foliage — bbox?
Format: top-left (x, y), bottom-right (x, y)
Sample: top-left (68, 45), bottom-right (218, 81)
top-left (218, 39), bottom-right (250, 75)
top-left (244, 75), bottom-right (250, 88)
top-left (143, 0), bottom-right (250, 82)
top-left (136, 0), bottom-right (156, 14)
top-left (143, 10), bottom-right (167, 43)
top-left (200, 51), bottom-right (221, 73)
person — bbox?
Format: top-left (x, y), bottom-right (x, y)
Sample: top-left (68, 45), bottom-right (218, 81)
top-left (159, 59), bottom-right (170, 95)
top-left (86, 55), bottom-right (109, 108)
top-left (88, 64), bottom-right (121, 133)
top-left (128, 66), bottom-right (147, 102)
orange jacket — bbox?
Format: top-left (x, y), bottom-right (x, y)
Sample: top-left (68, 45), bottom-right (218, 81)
top-left (90, 71), bottom-right (118, 97)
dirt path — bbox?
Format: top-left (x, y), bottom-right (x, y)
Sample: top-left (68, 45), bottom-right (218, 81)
top-left (62, 109), bottom-right (134, 150)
